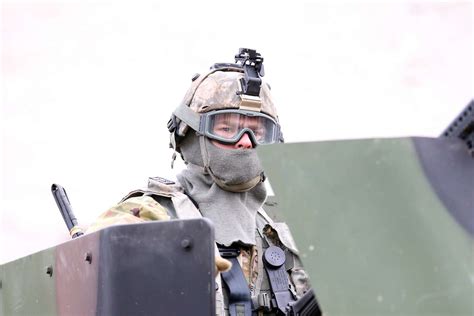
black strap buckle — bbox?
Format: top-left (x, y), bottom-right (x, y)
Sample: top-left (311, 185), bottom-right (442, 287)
top-left (218, 246), bottom-right (241, 258)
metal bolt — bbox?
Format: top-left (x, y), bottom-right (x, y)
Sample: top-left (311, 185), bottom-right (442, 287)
top-left (181, 239), bottom-right (192, 250)
top-left (85, 252), bottom-right (92, 264)
top-left (46, 265), bottom-right (53, 277)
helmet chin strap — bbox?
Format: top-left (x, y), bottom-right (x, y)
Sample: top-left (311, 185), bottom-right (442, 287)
top-left (199, 136), bottom-right (265, 193)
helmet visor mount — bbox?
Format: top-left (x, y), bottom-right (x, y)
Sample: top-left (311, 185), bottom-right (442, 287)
top-left (200, 109), bottom-right (281, 146)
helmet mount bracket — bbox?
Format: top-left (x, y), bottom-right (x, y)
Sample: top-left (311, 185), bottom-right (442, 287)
top-left (234, 48), bottom-right (265, 98)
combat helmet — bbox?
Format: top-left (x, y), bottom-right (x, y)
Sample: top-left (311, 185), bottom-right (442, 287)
top-left (168, 48), bottom-right (284, 157)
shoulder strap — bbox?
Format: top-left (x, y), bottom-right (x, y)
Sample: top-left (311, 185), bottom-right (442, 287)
top-left (256, 207), bottom-right (274, 227)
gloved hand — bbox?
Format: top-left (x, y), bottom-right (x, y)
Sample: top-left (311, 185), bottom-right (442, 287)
top-left (215, 255), bottom-right (232, 275)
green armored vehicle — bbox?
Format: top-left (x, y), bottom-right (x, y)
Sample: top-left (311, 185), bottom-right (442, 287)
top-left (1, 101), bottom-right (473, 315)
top-left (258, 100), bottom-right (474, 315)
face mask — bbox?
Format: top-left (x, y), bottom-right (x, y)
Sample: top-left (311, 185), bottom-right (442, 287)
top-left (201, 137), bottom-right (265, 192)
top-left (180, 133), bottom-right (265, 193)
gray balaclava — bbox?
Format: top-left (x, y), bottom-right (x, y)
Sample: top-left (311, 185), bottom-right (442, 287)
top-left (170, 55), bottom-right (281, 246)
top-left (177, 132), bottom-right (267, 246)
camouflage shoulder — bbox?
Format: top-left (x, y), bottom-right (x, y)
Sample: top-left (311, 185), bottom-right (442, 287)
top-left (86, 195), bottom-right (170, 234)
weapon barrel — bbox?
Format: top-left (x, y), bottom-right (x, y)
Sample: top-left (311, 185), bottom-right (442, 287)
top-left (51, 184), bottom-right (83, 238)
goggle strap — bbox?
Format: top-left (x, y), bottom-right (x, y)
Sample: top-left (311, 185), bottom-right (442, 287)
top-left (173, 103), bottom-right (201, 132)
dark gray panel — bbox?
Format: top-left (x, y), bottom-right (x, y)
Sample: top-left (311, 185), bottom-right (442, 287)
top-left (97, 219), bottom-right (215, 316)
top-left (414, 137), bottom-right (474, 235)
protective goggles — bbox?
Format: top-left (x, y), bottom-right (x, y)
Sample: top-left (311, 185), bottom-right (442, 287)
top-left (199, 109), bottom-right (283, 145)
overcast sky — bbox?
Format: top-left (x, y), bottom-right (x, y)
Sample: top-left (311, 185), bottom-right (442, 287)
top-left (1, 1), bottom-right (472, 263)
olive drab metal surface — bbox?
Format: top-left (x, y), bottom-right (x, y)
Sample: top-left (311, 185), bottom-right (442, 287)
top-left (258, 137), bottom-right (474, 315)
top-left (0, 219), bottom-right (215, 316)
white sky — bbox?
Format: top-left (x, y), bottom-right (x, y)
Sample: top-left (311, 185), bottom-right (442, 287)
top-left (1, 1), bottom-right (473, 263)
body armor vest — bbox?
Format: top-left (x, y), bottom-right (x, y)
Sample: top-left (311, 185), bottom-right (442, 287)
top-left (122, 176), bottom-right (311, 315)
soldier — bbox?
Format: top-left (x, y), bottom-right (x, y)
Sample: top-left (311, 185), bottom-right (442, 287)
top-left (87, 49), bottom-right (317, 315)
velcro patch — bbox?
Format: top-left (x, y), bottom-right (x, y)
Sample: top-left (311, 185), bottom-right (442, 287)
top-left (149, 176), bottom-right (175, 185)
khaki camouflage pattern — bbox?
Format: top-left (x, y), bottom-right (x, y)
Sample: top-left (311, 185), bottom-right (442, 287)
top-left (86, 196), bottom-right (170, 234)
top-left (262, 225), bottom-right (283, 248)
top-left (290, 264), bottom-right (312, 298)
top-left (239, 245), bottom-right (259, 286)
top-left (177, 69), bottom-right (279, 136)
